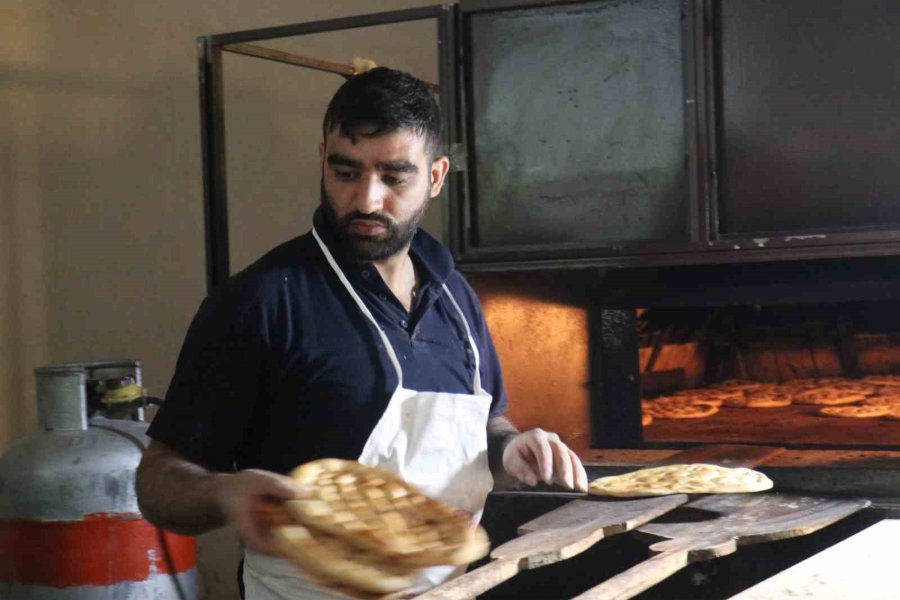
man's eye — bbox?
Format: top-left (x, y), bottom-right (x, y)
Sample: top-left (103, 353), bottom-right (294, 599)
top-left (333, 170), bottom-right (357, 181)
top-left (383, 175), bottom-right (406, 186)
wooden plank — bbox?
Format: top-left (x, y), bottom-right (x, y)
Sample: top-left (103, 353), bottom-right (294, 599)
top-left (516, 496), bottom-right (686, 536)
top-left (415, 495), bottom-right (686, 600)
top-left (571, 494), bottom-right (870, 600)
top-left (223, 43), bottom-right (357, 76)
top-left (222, 43), bottom-right (440, 91)
top-left (728, 519), bottom-right (900, 599)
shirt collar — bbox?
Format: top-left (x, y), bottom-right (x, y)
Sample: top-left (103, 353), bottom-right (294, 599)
top-left (312, 207), bottom-right (455, 288)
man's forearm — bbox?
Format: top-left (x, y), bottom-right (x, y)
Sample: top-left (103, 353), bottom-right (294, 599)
top-left (135, 441), bottom-right (228, 535)
top-left (487, 416), bottom-right (519, 482)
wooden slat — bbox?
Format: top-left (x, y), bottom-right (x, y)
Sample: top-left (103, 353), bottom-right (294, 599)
top-left (571, 494), bottom-right (870, 600)
top-left (223, 43), bottom-right (356, 77)
top-left (415, 496), bottom-right (686, 600)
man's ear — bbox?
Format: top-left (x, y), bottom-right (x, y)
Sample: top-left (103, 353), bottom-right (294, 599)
top-left (318, 142), bottom-right (325, 170)
top-left (429, 156), bottom-right (451, 198)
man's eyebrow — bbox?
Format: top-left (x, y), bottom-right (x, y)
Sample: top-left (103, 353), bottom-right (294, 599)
top-left (326, 153), bottom-right (419, 174)
top-left (326, 153), bottom-right (363, 169)
top-left (376, 160), bottom-right (419, 174)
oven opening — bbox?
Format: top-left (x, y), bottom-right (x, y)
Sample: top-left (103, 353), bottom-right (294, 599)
top-left (638, 301), bottom-right (900, 450)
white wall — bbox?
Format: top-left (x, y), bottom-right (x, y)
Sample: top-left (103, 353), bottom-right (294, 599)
top-left (1, 2), bottom-right (442, 597)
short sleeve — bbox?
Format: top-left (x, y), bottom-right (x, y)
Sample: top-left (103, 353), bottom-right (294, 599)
top-left (147, 287), bottom-right (265, 472)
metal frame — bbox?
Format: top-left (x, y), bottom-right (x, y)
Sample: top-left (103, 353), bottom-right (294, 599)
top-left (453, 0), bottom-right (704, 265)
top-left (197, 5), bottom-right (454, 291)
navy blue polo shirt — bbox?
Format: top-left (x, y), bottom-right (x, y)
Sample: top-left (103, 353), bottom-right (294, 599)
top-left (147, 209), bottom-right (508, 474)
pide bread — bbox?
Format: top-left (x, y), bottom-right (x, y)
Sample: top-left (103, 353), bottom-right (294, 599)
top-left (792, 388), bottom-right (867, 406)
top-left (817, 405), bottom-right (890, 418)
top-left (862, 375), bottom-right (900, 387)
top-left (588, 463), bottom-right (773, 498)
top-left (713, 379), bottom-right (765, 392)
top-left (642, 400), bottom-right (719, 420)
top-left (740, 389), bottom-right (793, 408)
top-left (861, 393), bottom-right (900, 407)
top-left (271, 459), bottom-right (489, 597)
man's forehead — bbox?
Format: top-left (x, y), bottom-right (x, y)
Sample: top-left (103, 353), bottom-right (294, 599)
top-left (325, 129), bottom-right (428, 162)
top-left (325, 126), bottom-right (428, 151)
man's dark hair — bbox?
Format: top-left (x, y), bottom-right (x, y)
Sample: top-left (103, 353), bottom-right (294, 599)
top-left (322, 67), bottom-right (442, 158)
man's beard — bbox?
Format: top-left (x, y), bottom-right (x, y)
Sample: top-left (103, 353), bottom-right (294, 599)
top-left (320, 180), bottom-right (429, 262)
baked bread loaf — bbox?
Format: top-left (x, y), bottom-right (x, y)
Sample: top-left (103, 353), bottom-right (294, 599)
top-left (271, 459), bottom-right (489, 596)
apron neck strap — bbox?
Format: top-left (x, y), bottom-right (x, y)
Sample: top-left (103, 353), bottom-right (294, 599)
top-left (441, 283), bottom-right (483, 393)
top-left (312, 227), bottom-right (405, 388)
top-left (312, 227), bottom-right (483, 395)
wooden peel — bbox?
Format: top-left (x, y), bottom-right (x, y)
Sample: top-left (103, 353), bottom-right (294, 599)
top-left (570, 493), bottom-right (870, 600)
top-left (417, 444), bottom-right (785, 599)
top-left (414, 494), bottom-right (687, 600)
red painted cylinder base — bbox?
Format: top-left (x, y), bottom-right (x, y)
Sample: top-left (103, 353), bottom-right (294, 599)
top-left (0, 512), bottom-right (196, 587)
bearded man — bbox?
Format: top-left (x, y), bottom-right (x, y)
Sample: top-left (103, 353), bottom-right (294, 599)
top-left (136, 67), bottom-right (586, 600)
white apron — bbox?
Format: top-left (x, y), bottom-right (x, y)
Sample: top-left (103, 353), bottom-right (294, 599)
top-left (242, 228), bottom-right (495, 599)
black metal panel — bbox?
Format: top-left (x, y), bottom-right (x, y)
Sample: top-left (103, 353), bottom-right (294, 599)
top-left (597, 255), bottom-right (900, 309)
top-left (438, 5), bottom-right (463, 257)
top-left (198, 39), bottom-right (230, 292)
top-left (590, 307), bottom-right (643, 447)
top-left (714, 0), bottom-right (900, 237)
top-left (463, 0), bottom-right (690, 253)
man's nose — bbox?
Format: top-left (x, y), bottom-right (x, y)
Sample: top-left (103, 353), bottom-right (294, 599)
top-left (353, 174), bottom-right (386, 214)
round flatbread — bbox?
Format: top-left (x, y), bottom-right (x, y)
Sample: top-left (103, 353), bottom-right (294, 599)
top-left (792, 388), bottom-right (867, 406)
top-left (588, 463), bottom-right (773, 497)
top-left (779, 378), bottom-right (820, 391)
top-left (862, 375), bottom-right (900, 388)
top-left (283, 459), bottom-right (489, 568)
top-left (828, 381), bottom-right (879, 396)
top-left (642, 401), bottom-right (719, 420)
top-left (713, 379), bottom-right (765, 392)
top-left (275, 523), bottom-right (419, 596)
top-left (672, 388), bottom-right (742, 405)
top-left (741, 389), bottom-right (793, 408)
top-left (817, 405), bottom-right (890, 418)
top-left (648, 394), bottom-right (723, 408)
top-left (861, 394), bottom-right (900, 407)
top-left (882, 407), bottom-right (900, 421)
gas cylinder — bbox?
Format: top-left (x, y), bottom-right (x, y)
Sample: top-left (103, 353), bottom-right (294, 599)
top-left (0, 360), bottom-right (199, 599)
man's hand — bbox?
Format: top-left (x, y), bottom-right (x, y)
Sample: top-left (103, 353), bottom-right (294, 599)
top-left (214, 469), bottom-right (308, 556)
top-left (501, 428), bottom-right (588, 492)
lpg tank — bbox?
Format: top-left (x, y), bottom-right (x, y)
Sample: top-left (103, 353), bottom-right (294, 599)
top-left (0, 361), bottom-right (199, 599)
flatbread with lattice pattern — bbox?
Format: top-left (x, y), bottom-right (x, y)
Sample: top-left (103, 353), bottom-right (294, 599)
top-left (283, 459), bottom-right (488, 568)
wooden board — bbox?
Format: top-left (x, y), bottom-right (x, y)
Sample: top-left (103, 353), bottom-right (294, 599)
top-left (415, 495), bottom-right (687, 600)
top-left (728, 518), bottom-right (900, 599)
top-left (571, 493), bottom-right (870, 600)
